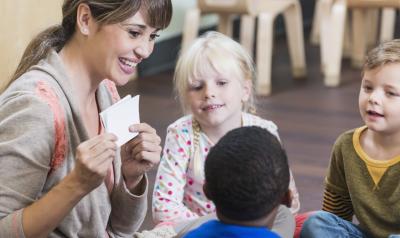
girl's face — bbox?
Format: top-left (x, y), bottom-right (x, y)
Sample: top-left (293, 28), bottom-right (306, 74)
top-left (359, 63), bottom-right (400, 135)
top-left (186, 64), bottom-right (251, 132)
top-left (85, 9), bottom-right (159, 85)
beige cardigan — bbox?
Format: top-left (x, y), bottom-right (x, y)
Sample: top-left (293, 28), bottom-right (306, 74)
top-left (0, 50), bottom-right (148, 237)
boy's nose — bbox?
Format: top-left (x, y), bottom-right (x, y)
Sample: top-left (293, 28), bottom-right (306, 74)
top-left (368, 91), bottom-right (381, 104)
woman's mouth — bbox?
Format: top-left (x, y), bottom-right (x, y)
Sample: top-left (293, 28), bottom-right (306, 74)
top-left (119, 57), bottom-right (137, 74)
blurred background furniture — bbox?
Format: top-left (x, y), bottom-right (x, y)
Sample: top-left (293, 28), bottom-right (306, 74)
top-left (318, 0), bottom-right (399, 86)
top-left (181, 0), bottom-right (307, 96)
top-left (0, 0), bottom-right (62, 92)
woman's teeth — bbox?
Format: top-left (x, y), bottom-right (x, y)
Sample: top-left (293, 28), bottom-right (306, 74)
top-left (120, 58), bottom-right (137, 68)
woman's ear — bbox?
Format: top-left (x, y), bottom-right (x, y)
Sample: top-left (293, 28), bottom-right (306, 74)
top-left (241, 79), bottom-right (252, 103)
top-left (76, 3), bottom-right (93, 35)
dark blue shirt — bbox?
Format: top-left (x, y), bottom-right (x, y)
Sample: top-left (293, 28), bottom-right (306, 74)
top-left (183, 220), bottom-right (281, 238)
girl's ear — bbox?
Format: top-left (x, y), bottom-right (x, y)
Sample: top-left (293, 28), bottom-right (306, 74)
top-left (241, 78), bottom-right (252, 102)
top-left (76, 3), bottom-right (93, 36)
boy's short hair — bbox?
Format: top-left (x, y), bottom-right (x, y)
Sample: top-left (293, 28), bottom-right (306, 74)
top-left (364, 39), bottom-right (400, 73)
top-left (204, 126), bottom-right (290, 221)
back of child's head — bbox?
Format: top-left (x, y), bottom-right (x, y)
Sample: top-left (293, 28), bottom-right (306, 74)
top-left (204, 126), bottom-right (290, 222)
top-left (174, 31), bottom-right (256, 114)
top-left (364, 39), bottom-right (400, 73)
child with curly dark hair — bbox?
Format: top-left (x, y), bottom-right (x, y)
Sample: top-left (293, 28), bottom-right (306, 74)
top-left (183, 126), bottom-right (292, 238)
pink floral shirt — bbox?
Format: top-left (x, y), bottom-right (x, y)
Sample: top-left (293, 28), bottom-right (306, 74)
top-left (152, 113), bottom-right (300, 224)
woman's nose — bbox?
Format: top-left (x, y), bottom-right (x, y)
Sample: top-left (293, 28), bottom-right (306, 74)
top-left (134, 39), bottom-right (154, 59)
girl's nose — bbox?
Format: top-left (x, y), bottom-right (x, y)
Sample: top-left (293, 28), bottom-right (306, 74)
top-left (203, 85), bottom-right (216, 99)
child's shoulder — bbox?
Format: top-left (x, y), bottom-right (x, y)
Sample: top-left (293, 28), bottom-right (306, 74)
top-left (334, 127), bottom-right (363, 146)
top-left (166, 115), bottom-right (194, 132)
top-left (243, 112), bottom-right (278, 131)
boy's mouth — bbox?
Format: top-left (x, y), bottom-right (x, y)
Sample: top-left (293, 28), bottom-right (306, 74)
top-left (367, 110), bottom-right (384, 117)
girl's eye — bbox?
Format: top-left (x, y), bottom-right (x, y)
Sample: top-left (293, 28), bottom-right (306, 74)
top-left (150, 33), bottom-right (160, 41)
top-left (189, 84), bottom-right (203, 91)
top-left (217, 81), bottom-right (227, 86)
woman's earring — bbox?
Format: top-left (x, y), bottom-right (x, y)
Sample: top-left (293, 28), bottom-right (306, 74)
top-left (82, 28), bottom-right (88, 34)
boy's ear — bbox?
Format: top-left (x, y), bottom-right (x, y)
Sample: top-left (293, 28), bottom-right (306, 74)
top-left (203, 183), bottom-right (213, 200)
top-left (280, 190), bottom-right (292, 208)
top-left (76, 3), bottom-right (93, 35)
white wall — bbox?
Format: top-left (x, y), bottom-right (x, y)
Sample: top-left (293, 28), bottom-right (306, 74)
top-left (157, 0), bottom-right (218, 41)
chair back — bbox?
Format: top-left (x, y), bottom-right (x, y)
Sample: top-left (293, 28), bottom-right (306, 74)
top-left (198, 0), bottom-right (257, 14)
top-left (348, 0), bottom-right (400, 7)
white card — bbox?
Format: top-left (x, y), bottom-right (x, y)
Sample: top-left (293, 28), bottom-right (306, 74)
top-left (100, 95), bottom-right (140, 146)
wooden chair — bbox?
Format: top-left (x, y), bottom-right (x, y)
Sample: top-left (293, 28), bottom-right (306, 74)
top-left (181, 0), bottom-right (307, 96)
top-left (319, 0), bottom-right (399, 87)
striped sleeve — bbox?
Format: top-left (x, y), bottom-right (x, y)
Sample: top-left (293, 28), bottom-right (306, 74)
top-left (322, 133), bottom-right (354, 221)
top-left (322, 188), bottom-right (353, 221)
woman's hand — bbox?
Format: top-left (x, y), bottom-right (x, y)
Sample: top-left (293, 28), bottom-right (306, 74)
top-left (121, 123), bottom-right (162, 191)
top-left (72, 133), bottom-right (118, 193)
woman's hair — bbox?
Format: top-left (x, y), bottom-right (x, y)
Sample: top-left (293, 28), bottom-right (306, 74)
top-left (363, 39), bottom-right (400, 73)
top-left (10, 0), bottom-right (172, 84)
top-left (174, 31), bottom-right (257, 114)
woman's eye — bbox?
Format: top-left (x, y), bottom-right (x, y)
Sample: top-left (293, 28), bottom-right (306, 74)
top-left (129, 30), bottom-right (140, 38)
top-left (150, 33), bottom-right (160, 41)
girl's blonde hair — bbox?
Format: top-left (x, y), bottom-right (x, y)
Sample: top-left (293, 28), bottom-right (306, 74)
top-left (10, 0), bottom-right (172, 86)
top-left (363, 39), bottom-right (400, 73)
top-left (174, 31), bottom-right (257, 114)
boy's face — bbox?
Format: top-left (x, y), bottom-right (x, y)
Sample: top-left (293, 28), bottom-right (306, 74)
top-left (359, 64), bottom-right (400, 134)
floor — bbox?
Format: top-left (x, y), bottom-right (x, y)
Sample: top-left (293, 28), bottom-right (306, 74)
top-left (117, 31), bottom-right (365, 230)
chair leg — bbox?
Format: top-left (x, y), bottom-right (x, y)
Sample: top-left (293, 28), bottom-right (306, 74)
top-left (366, 9), bottom-right (379, 48)
top-left (283, 1), bottom-right (307, 78)
top-left (322, 0), bottom-right (347, 87)
top-left (351, 9), bottom-right (367, 68)
top-left (240, 15), bottom-right (255, 57)
top-left (380, 8), bottom-right (396, 42)
top-left (256, 13), bottom-right (275, 96)
top-left (342, 12), bottom-right (352, 58)
top-left (181, 8), bottom-right (201, 52)
top-left (217, 14), bottom-right (234, 37)
top-left (310, 0), bottom-right (323, 45)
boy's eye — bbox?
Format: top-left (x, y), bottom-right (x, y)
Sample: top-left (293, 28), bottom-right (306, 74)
top-left (386, 91), bottom-right (399, 97)
top-left (363, 85), bottom-right (373, 92)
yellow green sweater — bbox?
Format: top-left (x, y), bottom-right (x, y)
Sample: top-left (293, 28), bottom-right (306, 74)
top-left (323, 126), bottom-right (400, 238)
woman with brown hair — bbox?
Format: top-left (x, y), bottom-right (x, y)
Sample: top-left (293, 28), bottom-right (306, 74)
top-left (0, 0), bottom-right (172, 237)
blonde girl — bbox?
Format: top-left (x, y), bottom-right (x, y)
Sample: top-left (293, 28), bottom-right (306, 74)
top-left (152, 31), bottom-right (300, 237)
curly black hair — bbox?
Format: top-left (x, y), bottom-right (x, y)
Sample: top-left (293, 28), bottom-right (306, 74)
top-left (204, 126), bottom-right (290, 221)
